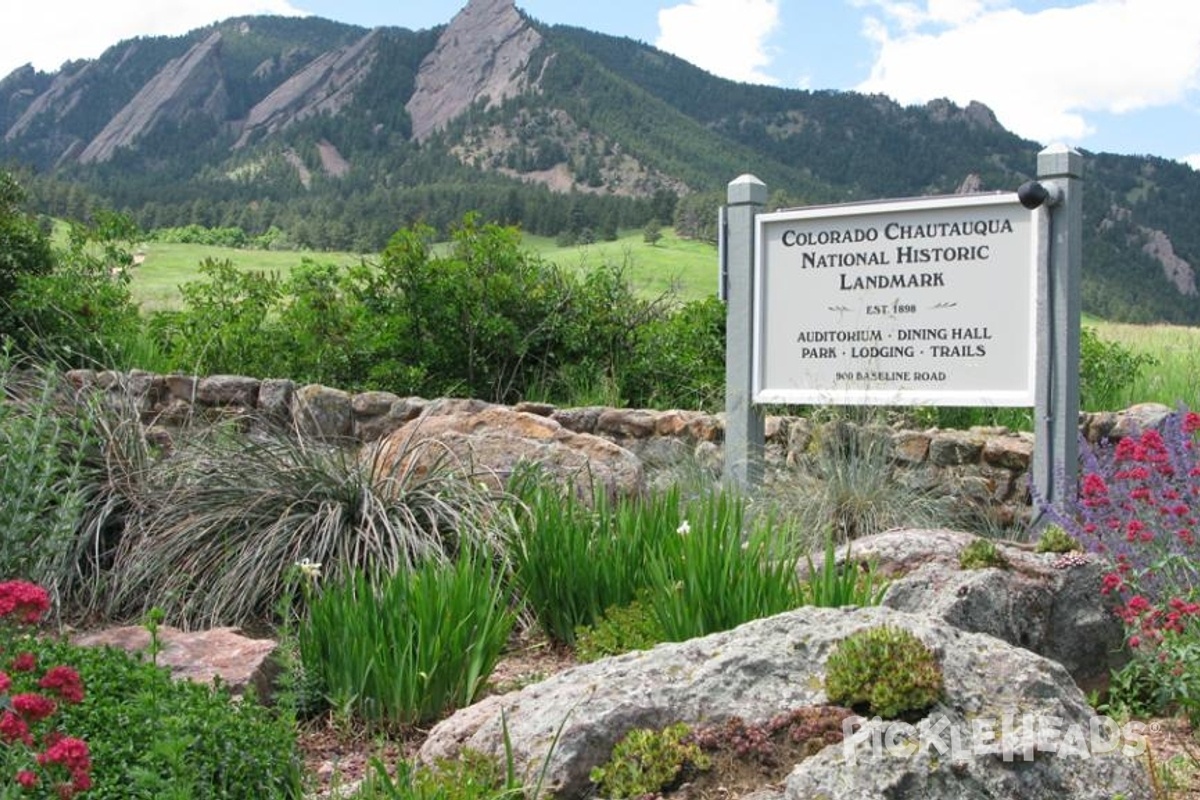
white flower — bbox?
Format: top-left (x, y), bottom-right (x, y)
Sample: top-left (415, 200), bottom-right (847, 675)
top-left (296, 558), bottom-right (323, 581)
top-left (677, 520), bottom-right (691, 536)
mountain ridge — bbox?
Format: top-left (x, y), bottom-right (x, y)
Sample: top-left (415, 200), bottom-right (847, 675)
top-left (1, 0), bottom-right (1197, 324)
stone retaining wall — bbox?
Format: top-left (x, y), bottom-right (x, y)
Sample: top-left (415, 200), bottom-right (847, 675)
top-left (64, 369), bottom-right (1178, 526)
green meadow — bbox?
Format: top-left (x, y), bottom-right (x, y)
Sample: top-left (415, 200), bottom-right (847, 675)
top-left (129, 229), bottom-right (719, 312)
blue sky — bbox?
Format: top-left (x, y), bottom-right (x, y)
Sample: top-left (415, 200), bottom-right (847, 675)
top-left (2, 1), bottom-right (1198, 168)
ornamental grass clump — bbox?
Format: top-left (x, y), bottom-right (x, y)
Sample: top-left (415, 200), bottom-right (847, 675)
top-left (1046, 407), bottom-right (1200, 722)
top-left (101, 426), bottom-right (508, 628)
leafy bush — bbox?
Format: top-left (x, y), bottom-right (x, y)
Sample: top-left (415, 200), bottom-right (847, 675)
top-left (9, 210), bottom-right (144, 368)
top-left (824, 625), bottom-right (944, 720)
top-left (0, 171), bottom-right (54, 341)
top-left (38, 636), bottom-right (302, 799)
top-left (589, 723), bottom-right (709, 799)
top-left (574, 592), bottom-right (666, 663)
top-left (1046, 407), bottom-right (1200, 723)
top-left (298, 552), bottom-right (514, 728)
top-left (101, 425), bottom-right (507, 628)
top-left (148, 257), bottom-right (285, 377)
top-left (1079, 325), bottom-right (1158, 411)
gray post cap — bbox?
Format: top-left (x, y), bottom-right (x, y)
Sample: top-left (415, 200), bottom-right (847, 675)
top-left (727, 174), bottom-right (768, 205)
top-left (1037, 144), bottom-right (1084, 179)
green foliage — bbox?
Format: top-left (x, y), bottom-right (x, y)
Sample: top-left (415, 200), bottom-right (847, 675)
top-left (574, 592), bottom-right (667, 663)
top-left (0, 354), bottom-right (91, 591)
top-left (8, 209), bottom-right (144, 368)
top-left (646, 493), bottom-right (805, 642)
top-left (0, 171), bottom-right (54, 339)
top-left (1079, 325), bottom-right (1159, 411)
top-left (36, 637), bottom-right (302, 799)
top-left (355, 751), bottom-right (511, 800)
top-left (298, 553), bottom-right (514, 728)
top-left (824, 625), bottom-right (945, 720)
top-left (642, 218), bottom-right (663, 245)
top-left (148, 257), bottom-right (284, 376)
top-left (958, 538), bottom-right (1008, 570)
top-left (1035, 524), bottom-right (1082, 554)
top-left (589, 723), bottom-right (710, 799)
top-left (508, 478), bottom-right (677, 646)
top-left (802, 536), bottom-right (888, 608)
top-left (99, 424), bottom-right (507, 628)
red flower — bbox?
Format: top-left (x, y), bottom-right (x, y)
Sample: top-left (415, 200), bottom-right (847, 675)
top-left (11, 651), bottom-right (36, 672)
top-left (39, 666), bottom-right (84, 705)
top-left (12, 693), bottom-right (56, 722)
top-left (0, 581), bottom-right (50, 625)
top-left (0, 710), bottom-right (32, 746)
top-left (16, 770), bottom-right (37, 788)
top-left (1184, 411), bottom-right (1200, 434)
top-left (1127, 595), bottom-right (1152, 615)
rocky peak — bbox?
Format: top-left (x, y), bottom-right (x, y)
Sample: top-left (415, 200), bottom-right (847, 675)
top-left (78, 31), bottom-right (227, 164)
top-left (1141, 226), bottom-right (1197, 296)
top-left (405, 0), bottom-right (544, 142)
top-left (236, 30), bottom-right (379, 148)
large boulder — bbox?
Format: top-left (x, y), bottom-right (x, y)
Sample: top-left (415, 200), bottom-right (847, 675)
top-left (371, 405), bottom-right (645, 497)
top-left (418, 606), bottom-right (1150, 799)
top-left (72, 626), bottom-right (279, 699)
top-left (832, 529), bottom-right (1125, 688)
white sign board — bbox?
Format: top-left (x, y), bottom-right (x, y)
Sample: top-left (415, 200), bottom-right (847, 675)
top-left (753, 193), bottom-right (1040, 406)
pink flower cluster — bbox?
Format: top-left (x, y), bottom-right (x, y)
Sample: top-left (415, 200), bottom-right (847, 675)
top-left (0, 580), bottom-right (91, 797)
top-left (1061, 410), bottom-right (1200, 652)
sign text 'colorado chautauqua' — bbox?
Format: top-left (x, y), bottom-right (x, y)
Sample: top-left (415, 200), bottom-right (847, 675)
top-left (753, 193), bottom-right (1041, 406)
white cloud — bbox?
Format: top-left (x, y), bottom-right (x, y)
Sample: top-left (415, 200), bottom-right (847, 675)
top-left (1185, 154), bottom-right (1200, 171)
top-left (854, 0), bottom-right (1200, 146)
top-left (0, 0), bottom-right (305, 79)
top-left (656, 0), bottom-right (782, 85)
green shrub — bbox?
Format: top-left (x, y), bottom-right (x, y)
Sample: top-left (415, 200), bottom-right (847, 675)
top-left (298, 552), bottom-right (514, 728)
top-left (10, 210), bottom-right (144, 368)
top-left (1079, 325), bottom-right (1158, 411)
top-left (37, 637), bottom-right (302, 799)
top-left (1035, 524), bottom-right (1081, 554)
top-left (824, 625), bottom-right (944, 720)
top-left (958, 538), bottom-right (1008, 570)
top-left (589, 723), bottom-right (709, 799)
top-left (574, 592), bottom-right (667, 663)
